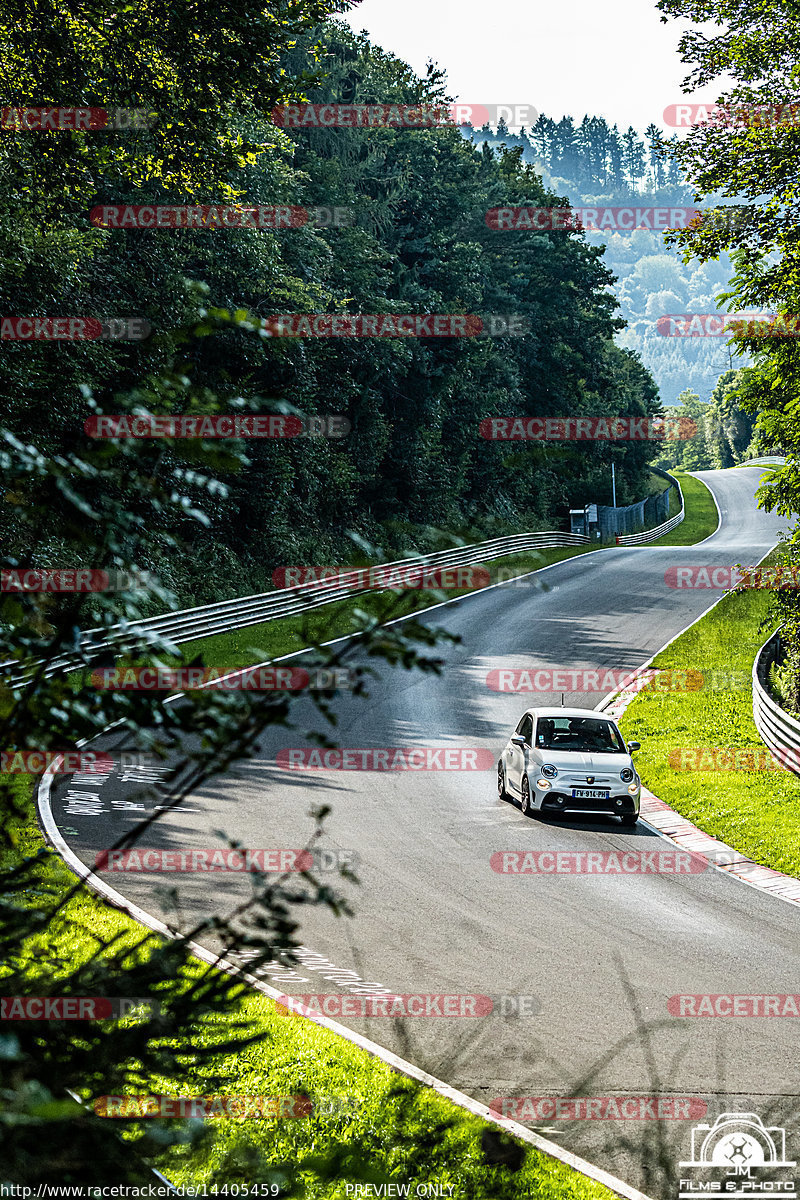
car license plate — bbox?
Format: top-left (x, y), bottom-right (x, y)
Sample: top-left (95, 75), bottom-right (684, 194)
top-left (571, 788), bottom-right (609, 800)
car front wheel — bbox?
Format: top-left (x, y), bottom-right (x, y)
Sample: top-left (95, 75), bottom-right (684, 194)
top-left (497, 761), bottom-right (509, 801)
top-left (620, 812), bottom-right (638, 827)
top-left (520, 776), bottom-right (533, 817)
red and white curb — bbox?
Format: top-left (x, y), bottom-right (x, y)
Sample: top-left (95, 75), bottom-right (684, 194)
top-left (28, 473), bottom-right (764, 1200)
top-left (598, 495), bottom-right (800, 909)
top-left (638, 788), bottom-right (800, 904)
top-left (602, 680), bottom-right (800, 907)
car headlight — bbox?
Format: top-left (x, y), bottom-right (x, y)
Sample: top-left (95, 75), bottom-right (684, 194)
top-left (536, 778), bottom-right (552, 790)
top-left (541, 764), bottom-right (558, 778)
top-left (620, 767), bottom-right (634, 783)
top-left (627, 781), bottom-right (640, 795)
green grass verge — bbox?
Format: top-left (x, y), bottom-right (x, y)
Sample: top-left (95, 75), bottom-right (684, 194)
top-left (172, 476), bottom-right (712, 675)
top-left (58, 547), bottom-right (596, 689)
top-left (170, 547), bottom-right (595, 674)
top-left (6, 779), bottom-right (614, 1198)
top-left (618, 546), bottom-right (800, 877)
top-left (645, 473), bottom-right (718, 547)
top-left (8, 466), bottom-right (722, 1189)
top-left (57, 470), bottom-right (712, 687)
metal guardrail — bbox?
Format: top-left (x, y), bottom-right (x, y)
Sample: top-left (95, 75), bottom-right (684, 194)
top-left (3, 530), bottom-right (592, 683)
top-left (753, 630), bottom-right (800, 777)
top-left (3, 469), bottom-right (689, 683)
top-left (615, 472), bottom-right (685, 546)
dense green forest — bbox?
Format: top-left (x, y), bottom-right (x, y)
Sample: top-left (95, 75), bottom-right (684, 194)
top-left (3, 0), bottom-right (798, 1188)
top-left (464, 114), bottom-right (748, 406)
top-left (1, 20), bottom-right (668, 609)
top-left (0, 6), bottom-right (675, 1187)
top-left (653, 369), bottom-right (774, 471)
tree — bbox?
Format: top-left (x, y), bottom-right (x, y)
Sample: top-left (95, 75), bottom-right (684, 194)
top-left (651, 388), bottom-right (712, 470)
top-left (551, 116), bottom-right (580, 180)
top-left (644, 289), bottom-right (684, 317)
top-left (0, 1), bottom-right (463, 1184)
top-left (0, 305), bottom-right (460, 1182)
top-left (630, 254), bottom-right (686, 297)
top-left (621, 127), bottom-right (646, 191)
top-left (704, 369), bottom-right (754, 467)
top-left (657, 0), bottom-right (800, 685)
top-left (527, 114), bottom-right (556, 163)
top-left (645, 123), bottom-right (667, 190)
top-left (607, 124), bottom-right (625, 190)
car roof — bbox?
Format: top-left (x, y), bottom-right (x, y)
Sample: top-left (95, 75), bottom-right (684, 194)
top-left (522, 707), bottom-right (619, 721)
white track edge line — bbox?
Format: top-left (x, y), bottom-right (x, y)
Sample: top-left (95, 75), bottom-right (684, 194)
top-left (35, 769), bottom-right (653, 1200)
top-left (690, 470), bottom-right (723, 546)
top-left (31, 485), bottom-right (738, 1200)
top-left (596, 510), bottom-right (797, 907)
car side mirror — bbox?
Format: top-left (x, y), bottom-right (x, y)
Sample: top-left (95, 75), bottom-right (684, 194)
top-left (511, 735), bottom-right (527, 748)
top-left (628, 741), bottom-right (641, 753)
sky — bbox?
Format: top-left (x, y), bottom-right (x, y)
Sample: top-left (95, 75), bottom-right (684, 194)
top-left (342, 0), bottom-right (722, 134)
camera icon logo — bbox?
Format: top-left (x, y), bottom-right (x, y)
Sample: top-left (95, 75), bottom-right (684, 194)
top-left (681, 1112), bottom-right (794, 1168)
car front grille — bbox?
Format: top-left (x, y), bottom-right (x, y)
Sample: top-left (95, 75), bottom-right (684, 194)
top-left (542, 792), bottom-right (636, 814)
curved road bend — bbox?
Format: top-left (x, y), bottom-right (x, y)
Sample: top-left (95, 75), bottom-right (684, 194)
top-left (47, 467), bottom-right (799, 1198)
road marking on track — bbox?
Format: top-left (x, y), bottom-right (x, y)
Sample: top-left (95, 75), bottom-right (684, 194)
top-left (598, 499), bottom-right (800, 908)
top-left (36, 763), bottom-right (654, 1200)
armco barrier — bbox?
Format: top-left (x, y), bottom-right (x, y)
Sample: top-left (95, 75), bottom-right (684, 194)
top-left (753, 629), bottom-right (800, 778)
top-left (616, 470), bottom-right (684, 546)
top-left (2, 532), bottom-right (587, 684)
top-left (2, 473), bottom-right (685, 685)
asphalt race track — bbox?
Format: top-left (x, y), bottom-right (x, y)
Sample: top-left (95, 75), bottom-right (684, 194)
top-left (45, 467), bottom-right (799, 1199)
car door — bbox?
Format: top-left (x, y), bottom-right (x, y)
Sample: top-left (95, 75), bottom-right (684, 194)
top-left (507, 713), bottom-right (533, 793)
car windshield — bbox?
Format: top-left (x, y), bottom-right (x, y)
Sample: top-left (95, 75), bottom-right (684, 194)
top-left (535, 717), bottom-right (626, 753)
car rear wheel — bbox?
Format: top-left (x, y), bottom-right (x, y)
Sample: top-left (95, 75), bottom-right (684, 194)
top-left (520, 777), bottom-right (533, 817)
top-left (497, 762), bottom-right (509, 801)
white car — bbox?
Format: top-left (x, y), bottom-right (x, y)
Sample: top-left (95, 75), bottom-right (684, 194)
top-left (497, 707), bottom-right (641, 825)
